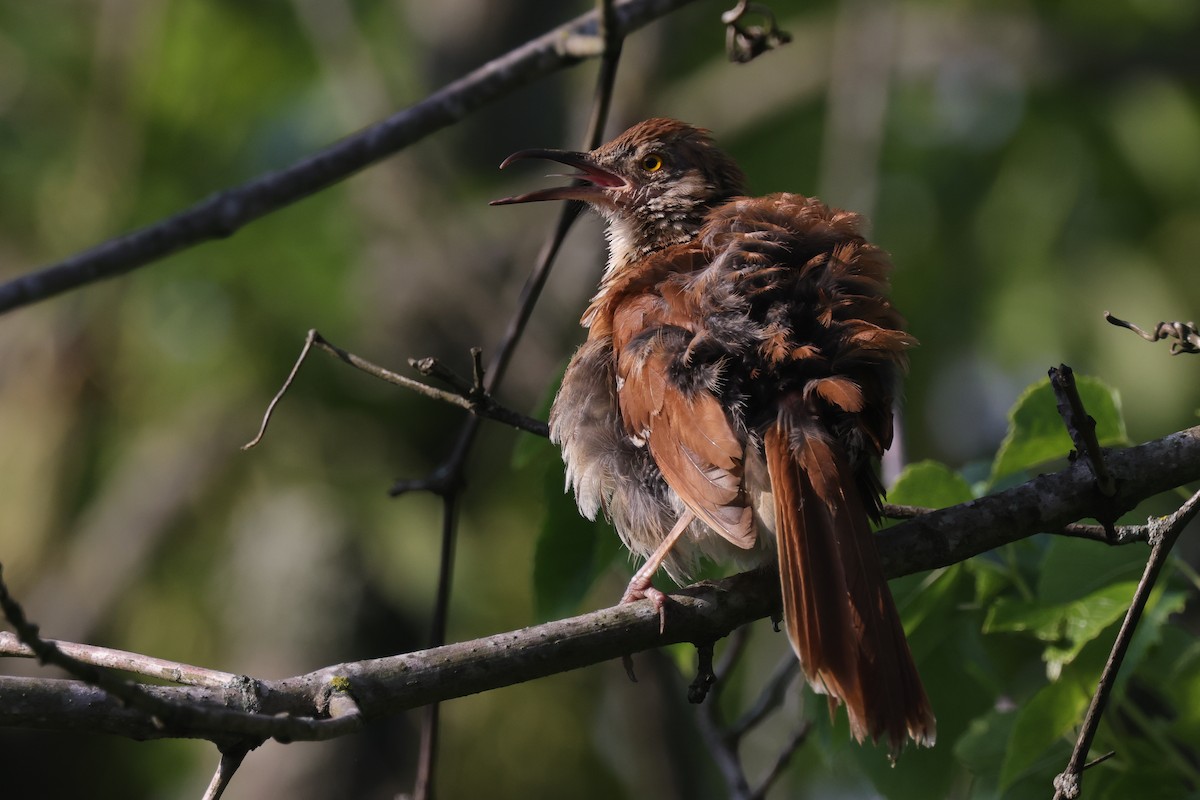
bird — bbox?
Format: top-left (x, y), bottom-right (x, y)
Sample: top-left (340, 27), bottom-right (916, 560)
top-left (492, 118), bottom-right (935, 754)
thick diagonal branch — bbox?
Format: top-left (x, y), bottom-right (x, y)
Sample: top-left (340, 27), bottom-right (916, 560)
top-left (2, 424), bottom-right (1198, 743)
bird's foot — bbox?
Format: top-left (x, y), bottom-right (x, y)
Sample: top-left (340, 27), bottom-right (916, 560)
top-left (621, 575), bottom-right (668, 634)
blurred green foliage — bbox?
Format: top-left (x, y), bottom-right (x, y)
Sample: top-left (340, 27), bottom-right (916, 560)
top-left (1, 1), bottom-right (1198, 798)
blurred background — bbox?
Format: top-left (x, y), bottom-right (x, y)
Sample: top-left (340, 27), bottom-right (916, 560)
top-left (0, 0), bottom-right (1198, 797)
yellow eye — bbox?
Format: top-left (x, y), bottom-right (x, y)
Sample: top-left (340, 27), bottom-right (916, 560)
top-left (640, 154), bottom-right (663, 172)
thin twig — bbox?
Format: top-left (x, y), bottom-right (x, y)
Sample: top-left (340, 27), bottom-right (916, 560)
top-left (403, 3), bottom-right (627, 795)
top-left (749, 721), bottom-right (811, 800)
top-left (1049, 364), bottom-right (1117, 498)
top-left (1051, 488), bottom-right (1200, 800)
top-left (729, 653), bottom-right (800, 740)
top-left (242, 329), bottom-right (319, 449)
top-left (1105, 311), bottom-right (1200, 355)
top-left (243, 329), bottom-right (549, 450)
top-left (0, 564), bottom-right (364, 747)
top-left (0, 631), bottom-right (243, 688)
top-left (409, 356), bottom-right (476, 398)
top-left (0, 0), bottom-right (704, 316)
top-left (202, 746), bottom-right (251, 800)
top-left (0, 562), bottom-right (189, 726)
top-left (693, 627), bottom-right (803, 800)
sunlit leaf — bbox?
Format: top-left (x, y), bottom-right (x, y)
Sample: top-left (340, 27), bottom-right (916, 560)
top-left (1042, 583), bottom-right (1136, 677)
top-left (889, 460), bottom-right (976, 508)
top-left (985, 582), bottom-right (1137, 679)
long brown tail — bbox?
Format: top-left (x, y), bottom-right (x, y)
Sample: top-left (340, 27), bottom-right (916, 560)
top-left (764, 411), bottom-right (935, 755)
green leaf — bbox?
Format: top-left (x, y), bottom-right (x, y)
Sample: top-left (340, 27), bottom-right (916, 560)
top-left (954, 708), bottom-right (1016, 782)
top-left (1036, 537), bottom-right (1143, 605)
top-left (983, 597), bottom-right (1068, 640)
top-left (984, 582), bottom-right (1136, 679)
top-left (888, 460), bottom-right (976, 508)
top-left (999, 679), bottom-right (1089, 789)
top-left (990, 375), bottom-right (1128, 484)
top-left (1042, 582), bottom-right (1135, 677)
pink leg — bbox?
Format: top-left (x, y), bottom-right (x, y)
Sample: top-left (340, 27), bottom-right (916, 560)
top-left (620, 510), bottom-right (695, 633)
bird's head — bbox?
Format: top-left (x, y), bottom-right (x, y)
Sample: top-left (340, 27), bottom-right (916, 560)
top-left (492, 119), bottom-right (747, 264)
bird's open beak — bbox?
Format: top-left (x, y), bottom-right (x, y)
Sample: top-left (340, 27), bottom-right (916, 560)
top-left (490, 148), bottom-right (627, 206)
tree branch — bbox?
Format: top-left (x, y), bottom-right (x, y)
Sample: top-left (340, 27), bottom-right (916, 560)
top-left (1052, 487), bottom-right (1200, 800)
top-left (0, 0), bottom-right (702, 316)
top-left (242, 329), bottom-right (548, 452)
top-left (3, 424), bottom-right (1198, 743)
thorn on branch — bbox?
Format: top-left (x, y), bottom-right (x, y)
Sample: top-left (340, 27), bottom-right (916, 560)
top-left (722, 1), bottom-right (792, 63)
top-left (1105, 311), bottom-right (1200, 355)
top-left (1083, 751), bottom-right (1115, 771)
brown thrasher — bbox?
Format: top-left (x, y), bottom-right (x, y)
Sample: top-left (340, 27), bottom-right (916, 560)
top-left (493, 118), bottom-right (935, 753)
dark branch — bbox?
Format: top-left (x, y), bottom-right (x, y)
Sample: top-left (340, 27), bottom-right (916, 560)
top-left (0, 0), bottom-right (702, 316)
top-left (244, 329), bottom-right (549, 450)
top-left (1052, 488), bottom-right (1200, 800)
top-left (1049, 364), bottom-right (1117, 499)
top-left (3, 424), bottom-right (1198, 743)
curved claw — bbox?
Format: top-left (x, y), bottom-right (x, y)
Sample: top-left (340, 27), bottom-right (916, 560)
top-left (621, 576), bottom-right (669, 633)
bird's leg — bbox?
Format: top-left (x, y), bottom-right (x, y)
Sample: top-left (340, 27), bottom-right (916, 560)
top-left (621, 509), bottom-right (695, 633)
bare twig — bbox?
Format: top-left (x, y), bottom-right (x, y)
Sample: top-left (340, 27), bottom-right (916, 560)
top-left (750, 721), bottom-right (811, 800)
top-left (242, 330), bottom-right (319, 449)
top-left (694, 624), bottom-right (803, 799)
top-left (1106, 311), bottom-right (1200, 355)
top-left (1051, 488), bottom-right (1200, 800)
top-left (0, 562), bottom-right (188, 726)
top-left (0, 564), bottom-right (365, 748)
top-left (1049, 364), bottom-right (1117, 498)
top-left (243, 329), bottom-right (549, 450)
top-left (202, 746), bottom-right (251, 800)
top-left (0, 631), bottom-right (243, 689)
top-left (0, 0), bottom-right (704, 316)
top-left (409, 356), bottom-right (476, 399)
top-left (730, 654), bottom-right (800, 740)
top-left (400, 2), bottom-right (628, 795)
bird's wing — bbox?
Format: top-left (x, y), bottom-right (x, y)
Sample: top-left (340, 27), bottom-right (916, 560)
top-left (610, 289), bottom-right (755, 549)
